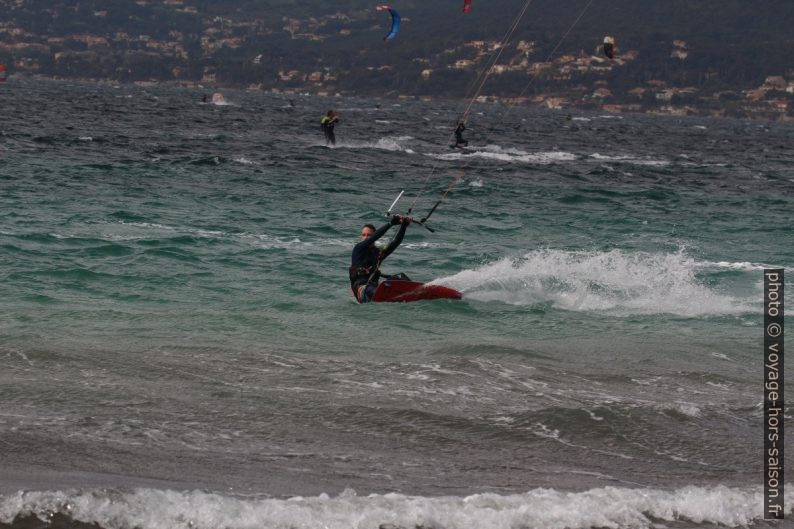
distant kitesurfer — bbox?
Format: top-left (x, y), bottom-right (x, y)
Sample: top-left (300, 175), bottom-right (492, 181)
top-left (321, 110), bottom-right (340, 146)
top-left (603, 36), bottom-right (616, 59)
top-left (349, 215), bottom-right (412, 303)
top-left (453, 121), bottom-right (468, 148)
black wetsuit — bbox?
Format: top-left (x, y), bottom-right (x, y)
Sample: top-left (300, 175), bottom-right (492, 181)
top-left (454, 123), bottom-right (468, 147)
top-left (349, 221), bottom-right (408, 303)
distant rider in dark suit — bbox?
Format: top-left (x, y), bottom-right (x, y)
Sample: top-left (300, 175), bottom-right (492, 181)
top-left (321, 110), bottom-right (340, 146)
top-left (453, 121), bottom-right (468, 148)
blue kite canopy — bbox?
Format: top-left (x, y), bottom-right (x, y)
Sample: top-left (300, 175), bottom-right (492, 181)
top-left (376, 4), bottom-right (400, 41)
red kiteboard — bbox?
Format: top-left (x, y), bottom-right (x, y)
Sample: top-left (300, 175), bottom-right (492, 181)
top-left (371, 280), bottom-right (462, 303)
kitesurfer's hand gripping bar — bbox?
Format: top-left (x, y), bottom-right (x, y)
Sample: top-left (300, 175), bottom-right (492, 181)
top-left (387, 190), bottom-right (436, 232)
top-left (403, 199), bottom-right (441, 233)
top-left (404, 216), bottom-right (434, 233)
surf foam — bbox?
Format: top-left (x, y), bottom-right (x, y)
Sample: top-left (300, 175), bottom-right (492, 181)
top-left (0, 485), bottom-right (788, 529)
top-left (336, 136), bottom-right (415, 153)
top-left (433, 249), bottom-right (755, 316)
top-left (434, 146), bottom-right (577, 164)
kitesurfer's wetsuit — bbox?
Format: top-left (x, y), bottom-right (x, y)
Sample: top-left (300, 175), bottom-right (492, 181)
top-left (321, 114), bottom-right (339, 145)
top-left (349, 217), bottom-right (409, 303)
top-left (454, 122), bottom-right (468, 148)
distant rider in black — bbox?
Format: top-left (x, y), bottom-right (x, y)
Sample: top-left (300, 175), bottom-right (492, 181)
top-left (454, 121), bottom-right (469, 148)
top-left (349, 215), bottom-right (411, 303)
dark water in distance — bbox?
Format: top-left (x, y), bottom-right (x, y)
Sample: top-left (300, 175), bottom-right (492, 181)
top-left (0, 79), bottom-right (792, 528)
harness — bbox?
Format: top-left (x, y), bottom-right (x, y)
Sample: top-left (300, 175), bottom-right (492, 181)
top-left (349, 250), bottom-right (385, 293)
top-left (349, 265), bottom-right (370, 282)
top-left (348, 260), bottom-right (383, 285)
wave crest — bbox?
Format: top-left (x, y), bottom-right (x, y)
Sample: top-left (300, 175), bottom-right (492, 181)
top-left (0, 485), bottom-right (787, 529)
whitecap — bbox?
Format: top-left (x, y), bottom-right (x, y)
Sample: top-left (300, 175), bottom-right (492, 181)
top-left (432, 146), bottom-right (577, 165)
top-left (0, 484), bottom-right (788, 529)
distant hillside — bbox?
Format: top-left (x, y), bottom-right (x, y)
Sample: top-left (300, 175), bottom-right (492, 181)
top-left (1, 0), bottom-right (793, 118)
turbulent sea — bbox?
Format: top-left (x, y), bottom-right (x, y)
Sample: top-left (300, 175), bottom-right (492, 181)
top-left (0, 79), bottom-right (792, 528)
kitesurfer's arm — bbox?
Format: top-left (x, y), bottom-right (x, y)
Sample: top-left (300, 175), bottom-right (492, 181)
top-left (352, 217), bottom-right (398, 261)
top-left (379, 217), bottom-right (410, 261)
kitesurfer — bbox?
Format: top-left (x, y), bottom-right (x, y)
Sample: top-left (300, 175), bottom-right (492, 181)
top-left (453, 121), bottom-right (468, 148)
top-left (321, 110), bottom-right (340, 146)
top-left (603, 36), bottom-right (616, 59)
top-left (349, 215), bottom-right (412, 303)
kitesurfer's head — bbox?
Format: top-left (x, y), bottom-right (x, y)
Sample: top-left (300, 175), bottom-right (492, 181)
top-left (360, 224), bottom-right (376, 240)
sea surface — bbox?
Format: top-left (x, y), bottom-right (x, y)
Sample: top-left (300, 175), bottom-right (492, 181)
top-left (0, 79), bottom-right (792, 528)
